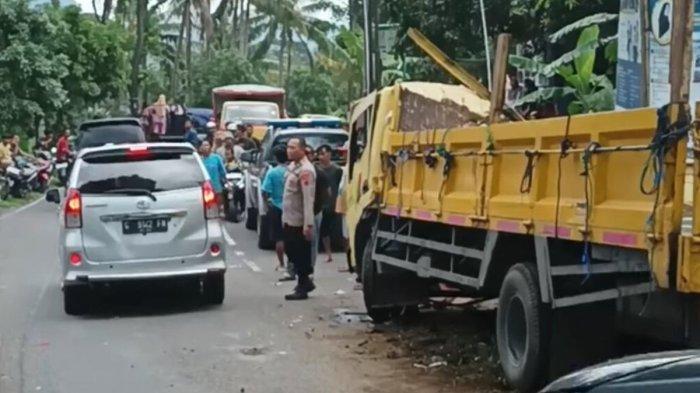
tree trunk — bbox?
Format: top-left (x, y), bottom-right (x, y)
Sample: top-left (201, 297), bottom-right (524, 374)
top-left (101, 0), bottom-right (113, 22)
top-left (286, 30), bottom-right (292, 86)
top-left (237, 0), bottom-right (245, 52)
top-left (242, 0), bottom-right (251, 56)
top-left (185, 2), bottom-right (193, 103)
top-left (278, 30), bottom-right (287, 86)
top-left (169, 0), bottom-right (188, 100)
top-left (198, 0), bottom-right (214, 50)
top-left (232, 0), bottom-right (239, 48)
top-left (129, 0), bottom-right (147, 115)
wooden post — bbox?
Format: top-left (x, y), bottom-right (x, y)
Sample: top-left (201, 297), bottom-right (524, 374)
top-left (639, 0), bottom-right (650, 107)
top-left (489, 33), bottom-right (511, 123)
top-left (669, 0), bottom-right (693, 102)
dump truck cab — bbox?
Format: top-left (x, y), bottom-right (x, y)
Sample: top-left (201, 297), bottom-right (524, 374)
top-left (344, 82), bottom-right (489, 271)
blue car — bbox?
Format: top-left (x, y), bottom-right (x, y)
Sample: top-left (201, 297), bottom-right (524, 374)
top-left (187, 107), bottom-right (214, 135)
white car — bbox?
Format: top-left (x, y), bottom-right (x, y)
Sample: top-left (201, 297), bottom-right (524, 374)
top-left (46, 143), bottom-right (227, 315)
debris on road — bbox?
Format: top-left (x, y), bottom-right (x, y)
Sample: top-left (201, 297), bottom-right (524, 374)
top-left (240, 347), bottom-right (267, 356)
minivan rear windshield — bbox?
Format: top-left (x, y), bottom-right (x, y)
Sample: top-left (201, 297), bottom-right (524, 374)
top-left (77, 153), bottom-right (204, 194)
top-left (78, 125), bottom-right (146, 149)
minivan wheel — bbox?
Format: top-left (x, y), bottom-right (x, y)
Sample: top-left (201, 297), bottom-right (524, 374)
top-left (496, 263), bottom-right (549, 392)
top-left (64, 285), bottom-right (91, 315)
top-left (204, 273), bottom-right (225, 305)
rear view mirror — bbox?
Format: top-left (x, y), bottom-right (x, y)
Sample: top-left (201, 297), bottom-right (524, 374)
top-left (46, 188), bottom-right (60, 204)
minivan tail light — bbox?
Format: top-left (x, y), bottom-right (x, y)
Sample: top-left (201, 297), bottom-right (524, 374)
top-left (202, 181), bottom-right (219, 219)
top-left (64, 188), bottom-right (82, 228)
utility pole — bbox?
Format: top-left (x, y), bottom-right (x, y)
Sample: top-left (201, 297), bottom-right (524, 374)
top-left (362, 0), bottom-right (372, 94)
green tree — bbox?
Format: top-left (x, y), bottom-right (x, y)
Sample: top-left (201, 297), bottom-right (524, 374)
top-left (286, 69), bottom-right (338, 116)
top-left (249, 0), bottom-right (341, 85)
top-left (188, 49), bottom-right (263, 107)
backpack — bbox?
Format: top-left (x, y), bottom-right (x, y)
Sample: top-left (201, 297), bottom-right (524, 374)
top-left (313, 164), bottom-right (329, 215)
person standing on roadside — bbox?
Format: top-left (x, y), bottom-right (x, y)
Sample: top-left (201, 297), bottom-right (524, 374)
top-left (316, 145), bottom-right (343, 263)
top-left (0, 134), bottom-right (13, 170)
top-left (262, 146), bottom-right (288, 273)
top-left (305, 146), bottom-right (324, 268)
top-left (282, 137), bottom-right (316, 301)
top-left (199, 140), bottom-right (227, 211)
top-left (184, 119), bottom-right (201, 148)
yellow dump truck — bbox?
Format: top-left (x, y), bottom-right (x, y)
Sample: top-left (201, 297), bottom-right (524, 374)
top-left (343, 81), bottom-right (700, 390)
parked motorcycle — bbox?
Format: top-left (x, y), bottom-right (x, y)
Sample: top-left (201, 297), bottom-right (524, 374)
top-left (5, 163), bottom-right (31, 198)
top-left (224, 168), bottom-right (246, 223)
top-left (0, 174), bottom-right (9, 200)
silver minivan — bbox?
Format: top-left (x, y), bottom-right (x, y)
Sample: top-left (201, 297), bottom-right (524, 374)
top-left (46, 143), bottom-right (227, 315)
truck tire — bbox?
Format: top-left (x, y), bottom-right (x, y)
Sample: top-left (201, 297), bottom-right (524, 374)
top-left (64, 285), bottom-right (90, 315)
top-left (245, 207), bottom-right (258, 230)
top-left (203, 272), bottom-right (225, 305)
top-left (361, 236), bottom-right (395, 323)
top-left (496, 263), bottom-right (549, 392)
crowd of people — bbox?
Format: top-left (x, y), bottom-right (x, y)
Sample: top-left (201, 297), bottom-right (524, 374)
top-left (192, 117), bottom-right (348, 301)
top-left (0, 130), bottom-right (72, 179)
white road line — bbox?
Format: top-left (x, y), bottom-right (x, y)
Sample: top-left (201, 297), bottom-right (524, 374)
top-left (243, 259), bottom-right (262, 273)
top-left (222, 226), bottom-right (236, 246)
top-left (0, 198), bottom-right (43, 222)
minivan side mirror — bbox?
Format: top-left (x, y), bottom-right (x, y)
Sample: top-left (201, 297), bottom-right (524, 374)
top-left (46, 188), bottom-right (61, 204)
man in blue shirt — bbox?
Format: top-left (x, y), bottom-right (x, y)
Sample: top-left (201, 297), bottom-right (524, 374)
top-left (184, 119), bottom-right (201, 148)
top-left (261, 146), bottom-right (288, 273)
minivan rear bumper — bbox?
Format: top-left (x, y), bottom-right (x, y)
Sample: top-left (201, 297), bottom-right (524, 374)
top-left (63, 259), bottom-right (226, 284)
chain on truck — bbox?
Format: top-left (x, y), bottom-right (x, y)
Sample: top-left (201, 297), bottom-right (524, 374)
top-left (342, 28), bottom-right (700, 392)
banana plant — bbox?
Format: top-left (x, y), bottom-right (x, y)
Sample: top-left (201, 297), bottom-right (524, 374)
top-left (509, 18), bottom-right (616, 115)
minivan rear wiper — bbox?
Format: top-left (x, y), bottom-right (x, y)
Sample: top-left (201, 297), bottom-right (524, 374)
top-left (103, 188), bottom-right (158, 201)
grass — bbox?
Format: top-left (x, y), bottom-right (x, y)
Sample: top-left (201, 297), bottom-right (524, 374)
top-left (0, 192), bottom-right (42, 210)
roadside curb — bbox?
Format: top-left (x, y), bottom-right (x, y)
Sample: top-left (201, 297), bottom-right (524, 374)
top-left (0, 197), bottom-right (43, 222)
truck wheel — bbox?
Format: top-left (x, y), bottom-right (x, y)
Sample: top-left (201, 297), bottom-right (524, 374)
top-left (361, 237), bottom-right (395, 323)
top-left (203, 273), bottom-right (225, 305)
top-left (497, 263), bottom-right (549, 392)
top-left (64, 285), bottom-right (90, 315)
top-left (245, 207), bottom-right (258, 230)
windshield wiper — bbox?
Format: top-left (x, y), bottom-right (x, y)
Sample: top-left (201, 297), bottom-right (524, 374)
top-left (103, 188), bottom-right (157, 201)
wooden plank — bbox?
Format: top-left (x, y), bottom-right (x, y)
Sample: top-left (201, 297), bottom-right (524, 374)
top-left (489, 34), bottom-right (511, 124)
top-left (669, 0), bottom-right (693, 102)
top-left (407, 28), bottom-right (491, 100)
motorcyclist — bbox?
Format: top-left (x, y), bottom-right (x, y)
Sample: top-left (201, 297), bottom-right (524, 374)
top-left (56, 129), bottom-right (72, 163)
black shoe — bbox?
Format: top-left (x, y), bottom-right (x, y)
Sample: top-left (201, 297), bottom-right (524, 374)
top-left (296, 276), bottom-right (315, 293)
top-left (285, 291), bottom-right (309, 301)
top-left (278, 275), bottom-right (296, 282)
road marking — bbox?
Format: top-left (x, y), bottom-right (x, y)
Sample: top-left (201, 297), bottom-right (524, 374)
top-left (243, 259), bottom-right (262, 273)
top-left (222, 226), bottom-right (236, 246)
top-left (0, 198), bottom-right (43, 222)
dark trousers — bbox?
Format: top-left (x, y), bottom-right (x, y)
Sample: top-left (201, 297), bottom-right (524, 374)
top-left (283, 225), bottom-right (313, 276)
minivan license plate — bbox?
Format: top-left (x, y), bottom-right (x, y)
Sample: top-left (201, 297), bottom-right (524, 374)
top-left (122, 218), bottom-right (169, 235)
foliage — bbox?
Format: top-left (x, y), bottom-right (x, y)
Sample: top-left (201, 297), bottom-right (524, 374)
top-left (188, 49), bottom-right (263, 107)
top-left (286, 69), bottom-right (339, 117)
top-left (0, 1), bottom-right (131, 138)
top-left (318, 27), bottom-right (364, 102)
top-left (511, 26), bottom-right (614, 115)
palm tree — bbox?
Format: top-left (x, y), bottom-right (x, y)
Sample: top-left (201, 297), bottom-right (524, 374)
top-left (248, 0), bottom-right (341, 85)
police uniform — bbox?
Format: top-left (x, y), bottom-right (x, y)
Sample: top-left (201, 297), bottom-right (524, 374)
top-left (282, 156), bottom-right (316, 297)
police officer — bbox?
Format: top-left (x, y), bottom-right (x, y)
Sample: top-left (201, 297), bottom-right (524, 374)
top-left (282, 137), bottom-right (316, 300)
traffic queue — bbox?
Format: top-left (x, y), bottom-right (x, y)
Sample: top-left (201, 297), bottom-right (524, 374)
top-left (34, 84), bottom-right (350, 313)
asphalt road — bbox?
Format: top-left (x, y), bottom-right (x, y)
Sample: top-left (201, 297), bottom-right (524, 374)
top-left (0, 200), bottom-right (385, 393)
